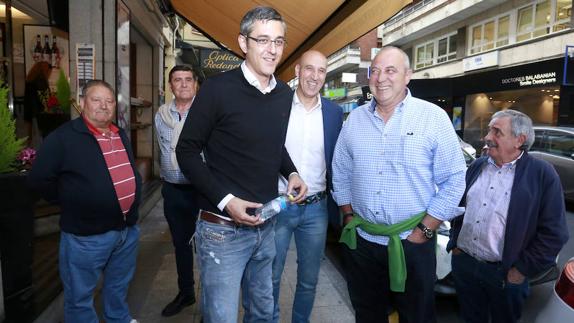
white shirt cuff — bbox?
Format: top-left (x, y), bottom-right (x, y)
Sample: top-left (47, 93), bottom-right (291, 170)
top-left (288, 172), bottom-right (299, 178)
top-left (217, 194), bottom-right (235, 212)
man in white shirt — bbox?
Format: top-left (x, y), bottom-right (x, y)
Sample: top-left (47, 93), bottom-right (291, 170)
top-left (272, 50), bottom-right (343, 323)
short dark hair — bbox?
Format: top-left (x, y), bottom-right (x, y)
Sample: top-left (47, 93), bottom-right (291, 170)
top-left (169, 65), bottom-right (198, 83)
top-left (240, 6), bottom-right (285, 36)
top-left (81, 79), bottom-right (115, 97)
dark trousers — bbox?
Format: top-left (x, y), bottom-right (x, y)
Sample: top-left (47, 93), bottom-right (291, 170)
top-left (451, 251), bottom-right (529, 323)
top-left (162, 182), bottom-right (199, 296)
top-left (342, 234), bottom-right (437, 323)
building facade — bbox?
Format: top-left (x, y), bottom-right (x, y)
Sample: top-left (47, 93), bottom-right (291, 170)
top-left (380, 0), bottom-right (574, 149)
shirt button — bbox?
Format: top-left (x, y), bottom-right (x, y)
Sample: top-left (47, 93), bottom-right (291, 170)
top-left (377, 191), bottom-right (381, 195)
top-left (490, 187), bottom-right (493, 189)
top-left (375, 211), bottom-right (379, 215)
top-left (379, 171), bottom-right (383, 175)
top-left (476, 221), bottom-right (480, 223)
top-left (474, 238), bottom-right (477, 241)
top-left (483, 203), bottom-right (486, 206)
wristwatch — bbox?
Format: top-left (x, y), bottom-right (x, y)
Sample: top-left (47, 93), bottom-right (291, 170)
top-left (416, 222), bottom-right (434, 239)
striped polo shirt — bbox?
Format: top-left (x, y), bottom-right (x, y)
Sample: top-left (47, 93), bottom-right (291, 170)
top-left (84, 117), bottom-right (136, 218)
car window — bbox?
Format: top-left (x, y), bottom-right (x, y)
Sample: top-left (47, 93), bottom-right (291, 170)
top-left (546, 130), bottom-right (574, 158)
top-left (531, 130), bottom-right (546, 151)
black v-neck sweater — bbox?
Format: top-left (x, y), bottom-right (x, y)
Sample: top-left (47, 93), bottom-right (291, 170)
top-left (176, 67), bottom-right (297, 216)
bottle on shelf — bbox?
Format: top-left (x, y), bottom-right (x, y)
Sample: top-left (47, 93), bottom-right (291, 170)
top-left (254, 194), bottom-right (293, 222)
top-left (42, 34), bottom-right (51, 64)
top-left (33, 34), bottom-right (42, 62)
top-left (51, 36), bottom-right (60, 69)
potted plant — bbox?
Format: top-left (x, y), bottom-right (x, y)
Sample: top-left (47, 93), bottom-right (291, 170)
top-left (36, 69), bottom-right (71, 137)
top-left (0, 86), bottom-right (35, 322)
top-left (0, 87), bottom-right (27, 173)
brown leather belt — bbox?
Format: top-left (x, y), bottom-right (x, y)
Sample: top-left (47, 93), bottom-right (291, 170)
top-left (199, 210), bottom-right (236, 227)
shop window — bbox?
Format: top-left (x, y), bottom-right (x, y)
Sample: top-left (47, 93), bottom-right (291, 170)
top-left (553, 0), bottom-right (572, 32)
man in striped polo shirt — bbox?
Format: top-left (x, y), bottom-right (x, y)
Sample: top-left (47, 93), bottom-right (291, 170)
top-left (29, 80), bottom-right (141, 323)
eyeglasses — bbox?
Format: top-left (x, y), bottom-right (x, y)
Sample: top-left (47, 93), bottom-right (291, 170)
top-left (244, 35), bottom-right (286, 48)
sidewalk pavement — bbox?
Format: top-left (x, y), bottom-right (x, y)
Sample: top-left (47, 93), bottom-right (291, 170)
top-left (127, 198), bottom-right (355, 322)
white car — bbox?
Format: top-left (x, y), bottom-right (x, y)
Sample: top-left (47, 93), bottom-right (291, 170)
top-left (535, 257), bottom-right (574, 323)
top-left (434, 223), bottom-right (561, 295)
top-left (458, 135), bottom-right (476, 158)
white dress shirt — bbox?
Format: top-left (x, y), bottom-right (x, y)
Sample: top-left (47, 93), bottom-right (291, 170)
top-left (457, 152), bottom-right (523, 262)
top-left (278, 93), bottom-right (326, 195)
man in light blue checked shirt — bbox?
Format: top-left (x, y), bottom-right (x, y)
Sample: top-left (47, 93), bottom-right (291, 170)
top-left (154, 65), bottom-right (199, 317)
top-left (332, 46), bottom-right (466, 323)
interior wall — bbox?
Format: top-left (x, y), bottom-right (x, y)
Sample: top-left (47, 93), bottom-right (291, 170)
top-left (464, 87), bottom-right (561, 149)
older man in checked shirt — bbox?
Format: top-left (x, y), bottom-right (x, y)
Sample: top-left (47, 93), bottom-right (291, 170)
top-left (332, 46), bottom-right (466, 323)
top-left (154, 65), bottom-right (200, 317)
top-left (29, 80), bottom-right (141, 323)
top-left (448, 109), bottom-right (568, 323)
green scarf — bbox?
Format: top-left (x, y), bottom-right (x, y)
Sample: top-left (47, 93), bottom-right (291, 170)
top-left (339, 211), bottom-right (426, 292)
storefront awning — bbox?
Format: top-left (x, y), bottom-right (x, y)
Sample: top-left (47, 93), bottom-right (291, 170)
top-left (170, 0), bottom-right (413, 81)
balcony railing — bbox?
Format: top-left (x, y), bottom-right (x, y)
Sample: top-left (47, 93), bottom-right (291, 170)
top-left (383, 0), bottom-right (436, 29)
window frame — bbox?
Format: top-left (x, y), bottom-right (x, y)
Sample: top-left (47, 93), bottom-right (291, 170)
top-left (467, 0), bottom-right (568, 56)
top-left (414, 31), bottom-right (458, 70)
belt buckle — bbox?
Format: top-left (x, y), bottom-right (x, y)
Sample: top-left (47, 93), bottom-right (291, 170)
top-left (301, 191), bottom-right (325, 205)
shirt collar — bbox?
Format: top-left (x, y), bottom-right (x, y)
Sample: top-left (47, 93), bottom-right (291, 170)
top-left (487, 150), bottom-right (524, 169)
top-left (83, 115), bottom-right (118, 136)
top-left (293, 92), bottom-right (322, 112)
top-left (169, 97), bottom-right (195, 113)
top-left (368, 88), bottom-right (411, 115)
top-left (241, 61), bottom-right (277, 93)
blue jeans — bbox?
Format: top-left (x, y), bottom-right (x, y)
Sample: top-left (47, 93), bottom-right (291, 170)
top-left (452, 251), bottom-right (530, 323)
top-left (195, 218), bottom-right (276, 323)
top-left (59, 226), bottom-right (139, 323)
top-left (162, 182), bottom-right (198, 296)
top-left (272, 199), bottom-right (328, 323)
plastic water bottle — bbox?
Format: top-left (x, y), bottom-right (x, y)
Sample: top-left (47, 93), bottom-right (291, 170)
top-left (255, 195), bottom-right (290, 221)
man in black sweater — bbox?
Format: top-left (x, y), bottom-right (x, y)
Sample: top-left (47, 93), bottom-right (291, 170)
top-left (176, 6), bottom-right (307, 323)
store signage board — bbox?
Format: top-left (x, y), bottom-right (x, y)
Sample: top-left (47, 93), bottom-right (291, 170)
top-left (500, 72), bottom-right (557, 87)
top-left (342, 72), bottom-right (356, 83)
top-left (324, 88), bottom-right (347, 99)
top-left (462, 51), bottom-right (499, 72)
top-left (200, 49), bottom-right (241, 72)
